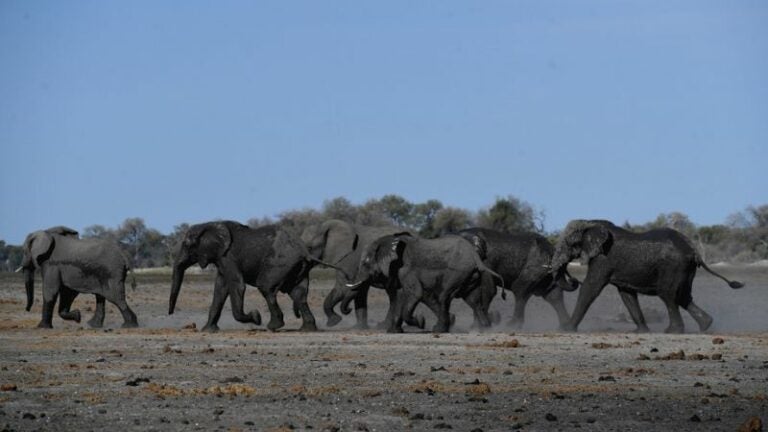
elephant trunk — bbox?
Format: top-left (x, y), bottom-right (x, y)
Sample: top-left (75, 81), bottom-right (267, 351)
top-left (340, 291), bottom-right (356, 315)
top-left (323, 285), bottom-right (346, 327)
top-left (169, 260), bottom-right (191, 315)
top-left (23, 267), bottom-right (34, 312)
top-left (550, 240), bottom-right (572, 280)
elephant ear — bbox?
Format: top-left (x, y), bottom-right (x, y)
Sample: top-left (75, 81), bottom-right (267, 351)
top-left (27, 231), bottom-right (55, 267)
top-left (377, 237), bottom-right (407, 278)
top-left (321, 220), bottom-right (358, 263)
top-left (195, 223), bottom-right (233, 268)
top-left (580, 224), bottom-right (611, 263)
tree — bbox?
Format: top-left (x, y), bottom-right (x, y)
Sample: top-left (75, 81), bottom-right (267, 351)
top-left (432, 207), bottom-right (473, 235)
top-left (322, 197), bottom-right (357, 222)
top-left (165, 223), bottom-right (190, 264)
top-left (277, 208), bottom-right (324, 235)
top-left (412, 199), bottom-right (444, 238)
top-left (476, 196), bottom-right (541, 233)
top-left (82, 224), bottom-right (115, 240)
top-left (377, 194), bottom-right (414, 227)
top-left (246, 216), bottom-right (274, 229)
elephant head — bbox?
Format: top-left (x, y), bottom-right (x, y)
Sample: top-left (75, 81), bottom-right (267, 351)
top-left (345, 234), bottom-right (409, 291)
top-left (169, 222), bottom-right (232, 315)
top-left (18, 227), bottom-right (80, 312)
top-left (551, 220), bottom-right (612, 279)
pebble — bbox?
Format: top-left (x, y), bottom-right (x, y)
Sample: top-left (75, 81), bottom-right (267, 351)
top-left (545, 413), bottom-right (558, 422)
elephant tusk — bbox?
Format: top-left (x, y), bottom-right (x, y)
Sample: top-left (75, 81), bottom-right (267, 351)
top-left (541, 264), bottom-right (552, 269)
top-left (345, 281), bottom-right (363, 288)
top-left (14, 266), bottom-right (23, 273)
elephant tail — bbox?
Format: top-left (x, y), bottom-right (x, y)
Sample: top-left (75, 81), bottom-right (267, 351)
top-left (129, 268), bottom-right (137, 290)
top-left (306, 256), bottom-right (352, 281)
top-left (697, 257), bottom-right (744, 289)
top-left (476, 260), bottom-right (504, 291)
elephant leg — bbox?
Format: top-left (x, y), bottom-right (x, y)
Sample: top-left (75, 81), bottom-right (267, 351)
top-left (390, 279), bottom-right (422, 334)
top-left (509, 291), bottom-right (533, 330)
top-left (289, 279), bottom-right (317, 332)
top-left (106, 280), bottom-right (138, 328)
top-left (684, 301), bottom-right (713, 332)
top-left (617, 288), bottom-right (650, 333)
top-left (352, 285), bottom-right (370, 330)
top-left (661, 295), bottom-right (685, 334)
top-left (58, 287), bottom-right (81, 323)
top-left (543, 287), bottom-right (571, 330)
top-left (323, 279), bottom-right (347, 328)
top-left (202, 273), bottom-right (230, 333)
top-left (565, 265), bottom-right (610, 332)
top-left (228, 273), bottom-right (262, 327)
top-left (87, 295), bottom-right (106, 328)
top-left (462, 289), bottom-right (490, 329)
top-left (258, 284), bottom-right (285, 331)
top-left (37, 269), bottom-right (61, 329)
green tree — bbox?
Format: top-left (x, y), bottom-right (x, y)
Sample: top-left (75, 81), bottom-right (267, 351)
top-left (432, 207), bottom-right (473, 235)
top-left (322, 196), bottom-right (358, 222)
top-left (412, 199), bottom-right (444, 238)
top-left (476, 196), bottom-right (541, 233)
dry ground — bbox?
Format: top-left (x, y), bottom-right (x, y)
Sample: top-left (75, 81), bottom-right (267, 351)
top-left (0, 265), bottom-right (766, 431)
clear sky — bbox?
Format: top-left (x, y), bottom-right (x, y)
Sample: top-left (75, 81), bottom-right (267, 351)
top-left (1, 1), bottom-right (766, 243)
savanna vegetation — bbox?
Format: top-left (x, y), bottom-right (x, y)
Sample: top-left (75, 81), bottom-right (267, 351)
top-left (1, 195), bottom-right (765, 270)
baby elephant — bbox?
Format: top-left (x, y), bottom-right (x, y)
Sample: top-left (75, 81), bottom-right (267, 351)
top-left (19, 226), bottom-right (138, 329)
top-left (346, 234), bottom-right (504, 333)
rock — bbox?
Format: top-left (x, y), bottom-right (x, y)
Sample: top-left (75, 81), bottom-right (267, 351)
top-left (650, 347), bottom-right (659, 353)
top-left (586, 417), bottom-right (596, 424)
top-left (214, 409), bottom-right (224, 416)
top-left (126, 377), bottom-right (150, 386)
top-left (712, 337), bottom-right (725, 345)
top-left (545, 413), bottom-right (558, 421)
top-left (711, 353), bottom-right (723, 360)
top-left (434, 423), bottom-right (452, 429)
top-left (220, 376), bottom-right (243, 384)
top-left (22, 413), bottom-right (35, 420)
top-left (0, 384), bottom-right (17, 392)
top-left (430, 366), bottom-right (447, 372)
top-left (598, 375), bottom-right (616, 382)
top-left (410, 413), bottom-right (425, 421)
top-left (98, 409), bottom-right (107, 414)
top-left (183, 322), bottom-right (197, 330)
top-left (690, 414), bottom-right (701, 422)
top-left (738, 416), bottom-right (763, 432)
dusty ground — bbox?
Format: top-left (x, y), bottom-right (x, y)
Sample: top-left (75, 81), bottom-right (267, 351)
top-left (0, 265), bottom-right (766, 431)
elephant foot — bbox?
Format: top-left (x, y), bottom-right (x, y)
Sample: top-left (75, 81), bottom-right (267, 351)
top-left (299, 322), bottom-right (319, 332)
top-left (664, 325), bottom-right (684, 334)
top-left (633, 325), bottom-right (651, 334)
top-left (508, 319), bottom-right (524, 330)
top-left (36, 321), bottom-right (53, 329)
top-left (432, 324), bottom-right (449, 333)
top-left (490, 310), bottom-right (502, 325)
top-left (698, 316), bottom-right (714, 333)
top-left (250, 310), bottom-right (262, 326)
top-left (352, 321), bottom-right (369, 330)
top-left (449, 314), bottom-right (456, 328)
top-left (267, 318), bottom-right (285, 332)
top-left (121, 321), bottom-right (139, 329)
top-left (405, 315), bottom-right (426, 329)
top-left (61, 310), bottom-right (82, 323)
top-left (201, 324), bottom-right (220, 333)
top-left (375, 319), bottom-right (391, 330)
top-left (87, 318), bottom-right (104, 328)
top-left (326, 315), bottom-right (343, 328)
top-left (559, 323), bottom-right (577, 333)
top-left (386, 326), bottom-right (404, 334)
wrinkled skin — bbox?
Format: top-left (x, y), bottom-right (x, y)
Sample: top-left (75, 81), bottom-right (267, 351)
top-left (458, 228), bottom-right (579, 330)
top-left (551, 220), bottom-right (744, 333)
top-left (170, 221), bottom-right (319, 332)
top-left (20, 226), bottom-right (137, 329)
top-left (301, 220), bottom-right (425, 330)
top-left (348, 234), bottom-right (504, 333)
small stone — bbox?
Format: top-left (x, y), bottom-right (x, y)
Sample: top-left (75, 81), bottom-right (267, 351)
top-left (0, 384), bottom-right (17, 392)
top-left (214, 409), bottom-right (224, 416)
top-left (23, 413), bottom-right (35, 420)
top-left (711, 353), bottom-right (723, 360)
top-left (586, 417), bottom-right (596, 424)
top-left (434, 423), bottom-right (452, 429)
top-left (98, 409), bottom-right (107, 414)
top-left (410, 413), bottom-right (425, 421)
top-left (598, 376), bottom-right (616, 382)
top-left (712, 337), bottom-right (725, 345)
top-left (545, 413), bottom-right (558, 422)
top-left (738, 416), bottom-right (763, 432)
top-left (690, 414), bottom-right (701, 422)
top-left (183, 322), bottom-right (197, 330)
top-left (244, 421), bottom-right (255, 426)
top-left (650, 347), bottom-right (659, 352)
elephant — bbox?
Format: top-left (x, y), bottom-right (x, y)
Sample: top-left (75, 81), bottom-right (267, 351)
top-left (18, 226), bottom-right (138, 329)
top-left (345, 233), bottom-right (504, 333)
top-left (301, 220), bottom-right (425, 329)
top-left (458, 228), bottom-right (579, 330)
top-left (169, 221), bottom-right (333, 332)
top-left (550, 219), bottom-right (744, 333)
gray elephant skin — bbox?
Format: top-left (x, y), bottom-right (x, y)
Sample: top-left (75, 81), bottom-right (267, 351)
top-left (19, 226), bottom-right (138, 329)
top-left (458, 228), bottom-right (579, 329)
top-left (347, 234), bottom-right (504, 333)
top-left (551, 219), bottom-right (744, 333)
top-left (169, 221), bottom-right (322, 332)
top-left (302, 220), bottom-right (425, 329)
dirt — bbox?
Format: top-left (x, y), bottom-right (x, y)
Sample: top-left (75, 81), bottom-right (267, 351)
top-left (0, 265), bottom-right (766, 431)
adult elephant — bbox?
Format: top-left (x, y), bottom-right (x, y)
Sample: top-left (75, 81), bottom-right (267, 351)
top-left (19, 226), bottom-right (138, 329)
top-left (346, 234), bottom-right (504, 333)
top-left (458, 228), bottom-right (579, 330)
top-left (302, 220), bottom-right (425, 329)
top-left (170, 221), bottom-right (333, 332)
top-left (550, 220), bottom-right (744, 333)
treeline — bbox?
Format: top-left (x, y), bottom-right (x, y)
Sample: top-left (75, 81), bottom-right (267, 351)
top-left (1, 196), bottom-right (766, 270)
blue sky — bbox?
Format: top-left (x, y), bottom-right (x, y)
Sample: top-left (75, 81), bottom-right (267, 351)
top-left (1, 1), bottom-right (766, 243)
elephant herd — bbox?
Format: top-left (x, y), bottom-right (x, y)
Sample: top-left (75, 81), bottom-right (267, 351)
top-left (17, 219), bottom-right (744, 334)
